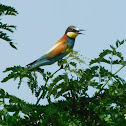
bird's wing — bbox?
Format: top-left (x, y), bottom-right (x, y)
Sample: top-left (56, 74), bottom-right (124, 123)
top-left (45, 41), bottom-right (69, 59)
top-left (27, 41), bottom-right (69, 67)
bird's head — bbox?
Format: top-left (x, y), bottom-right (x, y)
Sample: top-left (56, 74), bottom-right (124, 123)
top-left (65, 25), bottom-right (84, 39)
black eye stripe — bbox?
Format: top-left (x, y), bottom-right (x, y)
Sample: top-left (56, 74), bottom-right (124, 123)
top-left (65, 27), bottom-right (78, 33)
top-left (72, 29), bottom-right (77, 32)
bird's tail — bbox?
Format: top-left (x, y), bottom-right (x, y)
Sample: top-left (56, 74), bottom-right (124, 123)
top-left (26, 59), bottom-right (39, 70)
top-left (26, 59), bottom-right (37, 67)
top-left (26, 57), bottom-right (51, 70)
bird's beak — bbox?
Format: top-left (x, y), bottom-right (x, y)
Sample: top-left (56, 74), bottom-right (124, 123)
top-left (78, 29), bottom-right (85, 35)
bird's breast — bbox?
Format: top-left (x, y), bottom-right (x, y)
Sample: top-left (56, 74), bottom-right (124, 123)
top-left (67, 37), bottom-right (75, 49)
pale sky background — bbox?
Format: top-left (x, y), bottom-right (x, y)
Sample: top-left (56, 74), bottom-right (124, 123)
top-left (0, 0), bottom-right (126, 105)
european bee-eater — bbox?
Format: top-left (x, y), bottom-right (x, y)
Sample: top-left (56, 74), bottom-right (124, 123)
top-left (27, 25), bottom-right (84, 70)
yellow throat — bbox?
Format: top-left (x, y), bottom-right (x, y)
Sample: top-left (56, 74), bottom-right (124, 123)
top-left (67, 32), bottom-right (78, 39)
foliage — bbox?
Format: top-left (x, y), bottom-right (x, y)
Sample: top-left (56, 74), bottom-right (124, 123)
top-left (1, 39), bottom-right (126, 125)
top-left (0, 3), bottom-right (18, 49)
top-left (1, 3), bottom-right (126, 125)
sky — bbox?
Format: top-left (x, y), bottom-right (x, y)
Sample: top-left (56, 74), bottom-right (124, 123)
top-left (0, 0), bottom-right (126, 104)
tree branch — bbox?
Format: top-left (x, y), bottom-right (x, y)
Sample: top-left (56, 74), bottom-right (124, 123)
top-left (93, 64), bottom-right (125, 99)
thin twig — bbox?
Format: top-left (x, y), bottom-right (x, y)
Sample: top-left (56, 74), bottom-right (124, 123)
top-left (93, 64), bottom-right (125, 99)
top-left (36, 92), bottom-right (45, 105)
top-left (50, 65), bottom-right (63, 78)
top-left (36, 66), bottom-right (63, 105)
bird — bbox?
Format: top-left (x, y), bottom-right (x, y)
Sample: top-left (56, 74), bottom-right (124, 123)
top-left (27, 25), bottom-right (84, 70)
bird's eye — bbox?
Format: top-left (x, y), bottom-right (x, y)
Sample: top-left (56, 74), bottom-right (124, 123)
top-left (72, 28), bottom-right (76, 32)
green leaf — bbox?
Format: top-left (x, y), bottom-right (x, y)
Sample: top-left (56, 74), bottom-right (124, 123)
top-left (70, 62), bottom-right (77, 68)
top-left (116, 40), bottom-right (119, 48)
top-left (0, 22), bottom-right (16, 32)
top-left (0, 31), bottom-right (17, 49)
top-left (10, 42), bottom-right (17, 50)
top-left (0, 4), bottom-right (18, 16)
